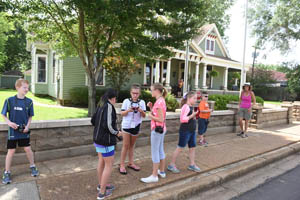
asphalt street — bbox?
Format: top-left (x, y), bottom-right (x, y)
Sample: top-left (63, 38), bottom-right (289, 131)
top-left (233, 164), bottom-right (300, 200)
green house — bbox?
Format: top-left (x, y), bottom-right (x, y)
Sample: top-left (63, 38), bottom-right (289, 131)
top-left (27, 24), bottom-right (247, 104)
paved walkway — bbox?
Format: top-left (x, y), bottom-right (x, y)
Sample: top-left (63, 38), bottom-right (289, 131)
top-left (1, 122), bottom-right (300, 200)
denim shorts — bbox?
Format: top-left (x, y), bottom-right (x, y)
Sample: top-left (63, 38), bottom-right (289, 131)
top-left (198, 118), bottom-right (209, 135)
top-left (178, 130), bottom-right (196, 148)
top-left (238, 108), bottom-right (252, 120)
top-left (95, 145), bottom-right (115, 157)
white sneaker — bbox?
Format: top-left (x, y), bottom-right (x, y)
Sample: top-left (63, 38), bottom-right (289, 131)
top-left (158, 170), bottom-right (166, 178)
top-left (140, 175), bottom-right (159, 183)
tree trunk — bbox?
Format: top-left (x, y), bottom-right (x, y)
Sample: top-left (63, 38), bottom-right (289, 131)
top-left (88, 76), bottom-right (96, 117)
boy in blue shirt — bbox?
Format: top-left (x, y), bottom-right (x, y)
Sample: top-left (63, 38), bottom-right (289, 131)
top-left (1, 79), bottom-right (39, 184)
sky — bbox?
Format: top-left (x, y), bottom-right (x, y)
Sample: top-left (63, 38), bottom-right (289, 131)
top-left (225, 0), bottom-right (300, 66)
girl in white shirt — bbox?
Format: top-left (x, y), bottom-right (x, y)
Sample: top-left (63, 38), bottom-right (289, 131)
top-left (119, 84), bottom-right (146, 174)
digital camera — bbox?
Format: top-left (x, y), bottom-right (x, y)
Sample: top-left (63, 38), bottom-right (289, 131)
top-left (155, 126), bottom-right (164, 134)
top-left (132, 106), bottom-right (139, 113)
top-left (17, 124), bottom-right (26, 133)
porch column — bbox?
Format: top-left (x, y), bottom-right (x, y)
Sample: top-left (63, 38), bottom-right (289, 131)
top-left (143, 64), bottom-right (147, 85)
top-left (223, 67), bottom-right (228, 90)
top-left (151, 63), bottom-right (154, 84)
top-left (155, 60), bottom-right (160, 83)
top-left (202, 63), bottom-right (208, 89)
top-left (194, 62), bottom-right (200, 90)
top-left (243, 70), bottom-right (247, 83)
top-left (165, 59), bottom-right (171, 87)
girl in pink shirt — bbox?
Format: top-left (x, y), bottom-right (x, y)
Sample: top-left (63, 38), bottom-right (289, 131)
top-left (141, 83), bottom-right (167, 183)
top-left (168, 91), bottom-right (201, 174)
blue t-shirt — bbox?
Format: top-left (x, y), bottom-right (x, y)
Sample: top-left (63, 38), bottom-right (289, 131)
top-left (1, 96), bottom-right (34, 140)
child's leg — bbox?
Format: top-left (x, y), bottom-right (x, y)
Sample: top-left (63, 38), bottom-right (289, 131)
top-left (188, 148), bottom-right (196, 166)
top-left (97, 153), bottom-right (105, 186)
top-left (245, 120), bottom-right (249, 133)
top-left (128, 135), bottom-right (138, 166)
top-left (5, 149), bottom-right (16, 172)
top-left (120, 133), bottom-right (131, 169)
top-left (100, 155), bottom-right (114, 194)
top-left (24, 146), bottom-right (35, 166)
top-left (170, 147), bottom-right (182, 166)
top-left (198, 119), bottom-right (205, 142)
top-left (158, 133), bottom-right (166, 172)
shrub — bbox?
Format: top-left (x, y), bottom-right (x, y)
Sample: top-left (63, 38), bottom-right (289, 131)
top-left (165, 93), bottom-right (179, 111)
top-left (256, 96), bottom-right (264, 105)
top-left (208, 94), bottom-right (264, 110)
top-left (139, 90), bottom-right (155, 106)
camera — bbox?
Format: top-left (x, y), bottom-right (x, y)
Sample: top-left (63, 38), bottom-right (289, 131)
top-left (155, 126), bottom-right (164, 134)
top-left (17, 124), bottom-right (26, 133)
top-left (132, 106), bottom-right (139, 113)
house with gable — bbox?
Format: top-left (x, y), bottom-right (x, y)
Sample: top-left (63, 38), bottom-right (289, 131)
top-left (26, 24), bottom-right (247, 104)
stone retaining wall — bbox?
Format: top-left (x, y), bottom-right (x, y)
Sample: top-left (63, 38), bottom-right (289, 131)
top-left (293, 102), bottom-right (300, 121)
top-left (0, 111), bottom-right (239, 166)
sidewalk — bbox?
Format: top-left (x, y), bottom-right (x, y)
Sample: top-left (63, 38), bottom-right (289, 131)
top-left (1, 122), bottom-right (300, 200)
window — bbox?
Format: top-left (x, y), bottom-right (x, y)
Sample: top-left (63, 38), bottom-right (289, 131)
top-left (205, 38), bottom-right (215, 55)
top-left (37, 56), bottom-right (46, 83)
top-left (52, 53), bottom-right (56, 83)
top-left (145, 62), bottom-right (152, 85)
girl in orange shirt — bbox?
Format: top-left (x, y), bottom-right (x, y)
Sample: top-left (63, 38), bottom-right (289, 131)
top-left (197, 92), bottom-right (212, 146)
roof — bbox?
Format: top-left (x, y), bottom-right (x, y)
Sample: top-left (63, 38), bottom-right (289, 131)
top-left (271, 70), bottom-right (287, 82)
top-left (193, 24), bottom-right (215, 45)
top-left (2, 70), bottom-right (23, 76)
top-left (206, 54), bottom-right (239, 63)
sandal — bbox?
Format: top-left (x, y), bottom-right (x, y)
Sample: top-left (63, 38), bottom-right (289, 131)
top-left (127, 164), bottom-right (140, 171)
top-left (119, 166), bottom-right (127, 175)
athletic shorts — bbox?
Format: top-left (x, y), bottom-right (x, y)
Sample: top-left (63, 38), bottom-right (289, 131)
top-left (123, 124), bottom-right (141, 136)
top-left (95, 145), bottom-right (115, 157)
top-left (7, 138), bottom-right (31, 149)
top-left (239, 108), bottom-right (252, 120)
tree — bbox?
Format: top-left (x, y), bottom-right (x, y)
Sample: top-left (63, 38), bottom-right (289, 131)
top-left (0, 13), bottom-right (12, 71)
top-left (6, 0), bottom-right (234, 116)
top-left (248, 0), bottom-right (300, 52)
top-left (0, 19), bottom-right (31, 73)
top-left (285, 63), bottom-right (300, 100)
top-left (103, 55), bottom-right (141, 95)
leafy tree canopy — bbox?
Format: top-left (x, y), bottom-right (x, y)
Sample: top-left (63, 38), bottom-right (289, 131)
top-left (248, 0), bottom-right (300, 52)
top-left (0, 13), bottom-right (13, 72)
top-left (5, 0), bottom-right (234, 115)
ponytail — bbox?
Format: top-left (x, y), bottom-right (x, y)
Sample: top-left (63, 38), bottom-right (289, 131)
top-left (98, 88), bottom-right (117, 107)
top-left (152, 83), bottom-right (167, 98)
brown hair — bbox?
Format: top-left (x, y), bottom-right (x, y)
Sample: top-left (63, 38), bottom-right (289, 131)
top-left (242, 85), bottom-right (252, 91)
top-left (15, 79), bottom-right (29, 88)
top-left (152, 83), bottom-right (167, 98)
top-left (131, 83), bottom-right (141, 91)
top-left (181, 91), bottom-right (196, 107)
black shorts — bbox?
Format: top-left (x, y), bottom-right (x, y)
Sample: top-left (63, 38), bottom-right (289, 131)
top-left (7, 138), bottom-right (31, 149)
top-left (123, 124), bottom-right (141, 136)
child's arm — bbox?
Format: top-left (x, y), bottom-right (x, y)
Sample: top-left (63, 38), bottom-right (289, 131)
top-left (1, 114), bottom-right (18, 130)
top-left (24, 116), bottom-right (32, 133)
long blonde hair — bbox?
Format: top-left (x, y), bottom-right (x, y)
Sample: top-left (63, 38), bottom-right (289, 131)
top-left (181, 91), bottom-right (196, 107)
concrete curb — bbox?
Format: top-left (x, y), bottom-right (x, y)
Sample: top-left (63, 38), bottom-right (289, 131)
top-left (136, 142), bottom-right (300, 200)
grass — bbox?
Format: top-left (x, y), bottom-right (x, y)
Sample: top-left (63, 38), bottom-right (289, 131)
top-left (264, 101), bottom-right (282, 105)
top-left (0, 89), bottom-right (88, 121)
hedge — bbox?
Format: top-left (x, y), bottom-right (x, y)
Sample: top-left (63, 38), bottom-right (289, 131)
top-left (69, 87), bottom-right (179, 111)
top-left (209, 94), bottom-right (264, 110)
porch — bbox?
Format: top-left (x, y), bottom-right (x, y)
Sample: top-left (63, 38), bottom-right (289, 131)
top-left (142, 51), bottom-right (245, 96)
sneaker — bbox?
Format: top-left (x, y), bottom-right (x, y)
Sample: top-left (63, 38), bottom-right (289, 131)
top-left (167, 165), bottom-right (180, 173)
top-left (2, 171), bottom-right (11, 184)
top-left (30, 166), bottom-right (39, 177)
top-left (241, 133), bottom-right (248, 138)
top-left (237, 131), bottom-right (244, 136)
top-left (188, 165), bottom-right (201, 172)
top-left (203, 139), bottom-right (208, 147)
top-left (198, 140), bottom-right (205, 146)
top-left (158, 170), bottom-right (166, 178)
top-left (140, 175), bottom-right (158, 183)
top-left (97, 190), bottom-right (112, 200)
top-left (97, 184), bottom-right (115, 191)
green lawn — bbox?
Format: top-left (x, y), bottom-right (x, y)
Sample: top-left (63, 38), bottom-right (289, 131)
top-left (264, 101), bottom-right (282, 105)
top-left (0, 89), bottom-right (88, 121)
